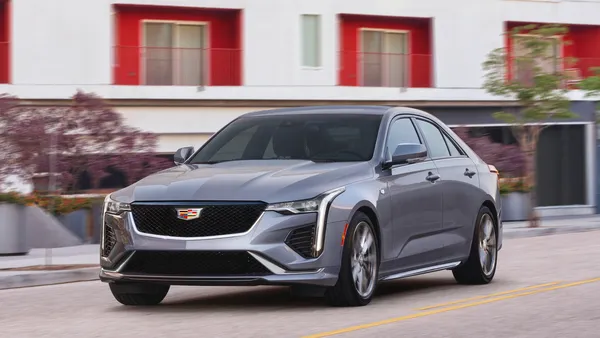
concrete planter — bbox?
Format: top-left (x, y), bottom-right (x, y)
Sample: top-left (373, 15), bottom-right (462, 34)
top-left (501, 192), bottom-right (531, 222)
top-left (0, 203), bottom-right (29, 256)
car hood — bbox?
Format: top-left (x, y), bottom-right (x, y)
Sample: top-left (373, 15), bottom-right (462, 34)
top-left (110, 160), bottom-right (373, 204)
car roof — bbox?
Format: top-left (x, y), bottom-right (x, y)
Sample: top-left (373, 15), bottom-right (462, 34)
top-left (242, 105), bottom-right (395, 117)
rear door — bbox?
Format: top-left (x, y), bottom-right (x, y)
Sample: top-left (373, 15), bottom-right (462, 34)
top-left (413, 118), bottom-right (481, 260)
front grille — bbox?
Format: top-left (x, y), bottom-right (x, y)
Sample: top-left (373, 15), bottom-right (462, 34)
top-left (121, 251), bottom-right (272, 276)
top-left (285, 224), bottom-right (316, 258)
top-left (130, 203), bottom-right (267, 238)
top-left (102, 222), bottom-right (116, 257)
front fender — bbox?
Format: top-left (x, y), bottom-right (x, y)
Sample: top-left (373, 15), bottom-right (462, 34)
top-left (326, 179), bottom-right (391, 258)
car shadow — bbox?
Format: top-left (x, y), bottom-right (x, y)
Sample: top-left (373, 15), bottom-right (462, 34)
top-left (108, 276), bottom-right (463, 313)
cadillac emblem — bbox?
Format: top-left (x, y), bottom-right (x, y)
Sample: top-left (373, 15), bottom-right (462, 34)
top-left (176, 208), bottom-right (203, 221)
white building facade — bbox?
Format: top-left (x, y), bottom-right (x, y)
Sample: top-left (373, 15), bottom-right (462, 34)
top-left (0, 0), bottom-right (599, 215)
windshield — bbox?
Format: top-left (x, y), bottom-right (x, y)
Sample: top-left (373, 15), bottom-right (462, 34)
top-left (188, 113), bottom-right (383, 164)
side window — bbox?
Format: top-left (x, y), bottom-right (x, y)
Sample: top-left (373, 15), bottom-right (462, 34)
top-left (443, 133), bottom-right (463, 157)
top-left (386, 118), bottom-right (421, 157)
top-left (415, 119), bottom-right (450, 158)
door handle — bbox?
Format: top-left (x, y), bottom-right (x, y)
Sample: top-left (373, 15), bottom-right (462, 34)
top-left (464, 168), bottom-right (476, 178)
top-left (426, 172), bottom-right (441, 183)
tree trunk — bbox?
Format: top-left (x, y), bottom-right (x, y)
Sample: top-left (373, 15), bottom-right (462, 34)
top-left (517, 125), bottom-right (541, 228)
top-left (527, 148), bottom-right (540, 228)
top-left (524, 127), bottom-right (541, 228)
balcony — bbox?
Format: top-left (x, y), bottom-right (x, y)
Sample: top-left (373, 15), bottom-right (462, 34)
top-left (339, 51), bottom-right (432, 88)
top-left (112, 5), bottom-right (242, 87)
top-left (338, 14), bottom-right (433, 88)
top-left (505, 21), bottom-right (600, 87)
top-left (113, 47), bottom-right (241, 86)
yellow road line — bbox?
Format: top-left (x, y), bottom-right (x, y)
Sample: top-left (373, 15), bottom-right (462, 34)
top-left (416, 281), bottom-right (562, 311)
top-left (302, 277), bottom-right (600, 338)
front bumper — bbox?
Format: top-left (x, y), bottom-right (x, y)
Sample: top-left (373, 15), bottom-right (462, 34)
top-left (99, 208), bottom-right (346, 287)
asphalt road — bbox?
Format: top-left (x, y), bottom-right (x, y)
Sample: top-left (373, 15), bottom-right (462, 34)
top-left (1, 231), bottom-right (599, 338)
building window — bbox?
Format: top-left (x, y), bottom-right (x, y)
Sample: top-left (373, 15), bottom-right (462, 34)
top-left (301, 14), bottom-right (321, 67)
top-left (360, 30), bottom-right (409, 87)
top-left (142, 22), bottom-right (207, 86)
top-left (512, 35), bottom-right (562, 84)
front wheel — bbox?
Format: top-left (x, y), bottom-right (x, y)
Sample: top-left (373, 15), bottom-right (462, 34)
top-left (452, 206), bottom-right (498, 284)
top-left (325, 212), bottom-right (379, 307)
top-left (109, 283), bottom-right (170, 306)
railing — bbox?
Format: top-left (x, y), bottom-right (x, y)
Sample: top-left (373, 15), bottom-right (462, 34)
top-left (338, 51), bottom-right (433, 88)
top-left (0, 41), bottom-right (8, 84)
top-left (113, 46), bottom-right (242, 86)
top-left (508, 56), bottom-right (600, 86)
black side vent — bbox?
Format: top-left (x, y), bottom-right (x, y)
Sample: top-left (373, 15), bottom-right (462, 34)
top-left (102, 222), bottom-right (116, 257)
top-left (285, 224), bottom-right (316, 258)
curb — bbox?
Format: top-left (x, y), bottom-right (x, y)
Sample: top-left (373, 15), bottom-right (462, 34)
top-left (0, 267), bottom-right (99, 290)
top-left (503, 225), bottom-right (600, 239)
top-left (0, 226), bottom-right (599, 290)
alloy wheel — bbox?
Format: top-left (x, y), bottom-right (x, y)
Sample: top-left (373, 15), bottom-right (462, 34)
top-left (350, 221), bottom-right (377, 298)
top-left (478, 214), bottom-right (497, 276)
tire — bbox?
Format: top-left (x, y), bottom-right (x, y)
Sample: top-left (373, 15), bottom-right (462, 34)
top-left (109, 283), bottom-right (170, 306)
top-left (452, 206), bottom-right (498, 285)
top-left (325, 212), bottom-right (379, 307)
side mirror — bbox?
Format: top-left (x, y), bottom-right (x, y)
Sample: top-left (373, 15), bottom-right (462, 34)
top-left (174, 146), bottom-right (194, 165)
top-left (384, 143), bottom-right (428, 169)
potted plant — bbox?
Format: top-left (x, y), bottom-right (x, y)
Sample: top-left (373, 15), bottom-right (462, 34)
top-left (499, 178), bottom-right (531, 222)
top-left (0, 192), bottom-right (34, 255)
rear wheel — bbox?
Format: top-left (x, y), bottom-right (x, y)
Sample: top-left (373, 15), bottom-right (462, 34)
top-left (109, 283), bottom-right (170, 306)
top-left (452, 206), bottom-right (498, 284)
top-left (325, 212), bottom-right (379, 307)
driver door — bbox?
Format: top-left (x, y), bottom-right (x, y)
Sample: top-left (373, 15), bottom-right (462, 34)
top-left (385, 117), bottom-right (445, 272)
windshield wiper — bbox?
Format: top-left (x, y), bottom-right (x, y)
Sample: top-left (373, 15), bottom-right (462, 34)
top-left (192, 160), bottom-right (234, 165)
top-left (310, 159), bottom-right (338, 163)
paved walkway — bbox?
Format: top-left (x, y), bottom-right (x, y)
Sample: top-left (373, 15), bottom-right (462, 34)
top-left (0, 245), bottom-right (98, 270)
top-left (1, 215), bottom-right (599, 290)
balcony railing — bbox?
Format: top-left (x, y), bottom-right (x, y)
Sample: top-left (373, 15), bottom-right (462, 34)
top-left (113, 46), bottom-right (242, 86)
top-left (508, 56), bottom-right (600, 87)
top-left (339, 52), bottom-right (433, 88)
top-left (0, 41), bottom-right (8, 83)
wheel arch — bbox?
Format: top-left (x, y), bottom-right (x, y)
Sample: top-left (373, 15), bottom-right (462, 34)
top-left (482, 199), bottom-right (499, 232)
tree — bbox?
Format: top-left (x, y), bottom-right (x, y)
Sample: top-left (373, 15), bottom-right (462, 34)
top-left (579, 68), bottom-right (600, 119)
top-left (0, 91), bottom-right (173, 193)
top-left (481, 24), bottom-right (578, 227)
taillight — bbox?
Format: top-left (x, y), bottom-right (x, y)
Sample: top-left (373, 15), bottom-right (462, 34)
top-left (488, 164), bottom-right (499, 175)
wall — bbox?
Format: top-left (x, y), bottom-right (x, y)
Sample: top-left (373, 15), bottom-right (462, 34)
top-left (4, 0), bottom-right (600, 99)
top-left (11, 0), bottom-right (112, 85)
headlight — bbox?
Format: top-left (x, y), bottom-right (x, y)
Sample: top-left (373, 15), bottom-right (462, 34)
top-left (265, 187), bottom-right (345, 215)
top-left (103, 194), bottom-right (131, 215)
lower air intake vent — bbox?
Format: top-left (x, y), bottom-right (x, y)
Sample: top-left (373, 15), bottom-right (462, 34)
top-left (102, 222), bottom-right (116, 257)
top-left (121, 251), bottom-right (272, 276)
top-left (285, 224), bottom-right (316, 258)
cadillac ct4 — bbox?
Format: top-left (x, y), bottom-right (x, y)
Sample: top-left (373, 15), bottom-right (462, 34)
top-left (100, 105), bottom-right (502, 307)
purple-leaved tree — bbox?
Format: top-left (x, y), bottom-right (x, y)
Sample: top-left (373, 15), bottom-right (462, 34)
top-left (452, 127), bottom-right (526, 177)
top-left (0, 91), bottom-right (173, 192)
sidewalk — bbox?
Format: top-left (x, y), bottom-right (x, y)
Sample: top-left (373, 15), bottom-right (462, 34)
top-left (502, 214), bottom-right (600, 239)
top-left (0, 245), bottom-right (99, 290)
top-left (1, 215), bottom-right (600, 290)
